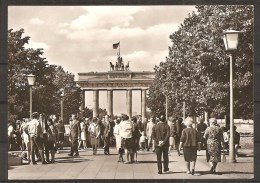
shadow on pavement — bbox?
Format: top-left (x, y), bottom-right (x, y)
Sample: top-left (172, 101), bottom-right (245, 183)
top-left (138, 161), bottom-right (175, 163)
top-left (217, 171), bottom-right (253, 175)
top-left (56, 159), bottom-right (91, 164)
top-left (238, 154), bottom-right (254, 157)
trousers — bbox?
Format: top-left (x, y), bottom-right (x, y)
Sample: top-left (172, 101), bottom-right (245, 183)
top-left (70, 137), bottom-right (79, 155)
top-left (155, 145), bottom-right (169, 172)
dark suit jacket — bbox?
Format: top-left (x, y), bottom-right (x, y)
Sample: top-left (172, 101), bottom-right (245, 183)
top-left (152, 121), bottom-right (170, 147)
top-left (69, 120), bottom-right (81, 139)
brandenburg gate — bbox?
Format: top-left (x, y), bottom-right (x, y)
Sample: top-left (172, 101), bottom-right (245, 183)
top-left (76, 69), bottom-right (155, 120)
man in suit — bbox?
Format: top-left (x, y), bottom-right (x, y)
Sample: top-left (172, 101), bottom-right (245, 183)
top-left (68, 114), bottom-right (81, 156)
top-left (152, 115), bottom-right (170, 174)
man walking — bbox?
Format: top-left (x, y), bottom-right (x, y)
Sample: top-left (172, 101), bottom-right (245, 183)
top-left (152, 115), bottom-right (170, 174)
top-left (68, 114), bottom-right (81, 156)
top-left (28, 112), bottom-right (47, 164)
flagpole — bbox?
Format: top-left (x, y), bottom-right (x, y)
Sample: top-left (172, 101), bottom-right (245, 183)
top-left (119, 41), bottom-right (120, 57)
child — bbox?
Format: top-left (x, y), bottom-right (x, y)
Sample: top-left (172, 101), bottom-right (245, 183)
top-left (118, 147), bottom-right (124, 162)
top-left (222, 127), bottom-right (229, 153)
top-left (46, 119), bottom-right (57, 163)
top-left (139, 131), bottom-right (146, 151)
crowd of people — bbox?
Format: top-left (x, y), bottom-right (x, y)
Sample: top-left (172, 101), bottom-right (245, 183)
top-left (8, 112), bottom-right (241, 176)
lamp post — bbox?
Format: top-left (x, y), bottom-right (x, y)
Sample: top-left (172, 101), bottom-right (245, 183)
top-left (27, 74), bottom-right (35, 119)
top-left (60, 88), bottom-right (65, 121)
top-left (222, 29), bottom-right (241, 163)
top-left (165, 95), bottom-right (168, 121)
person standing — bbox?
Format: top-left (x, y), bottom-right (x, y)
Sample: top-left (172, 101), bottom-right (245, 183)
top-left (203, 118), bottom-right (224, 173)
top-left (28, 112), bottom-right (47, 164)
top-left (78, 118), bottom-right (87, 150)
top-left (46, 119), bottom-right (57, 163)
top-left (146, 117), bottom-right (155, 152)
top-left (234, 126), bottom-right (240, 159)
top-left (113, 117), bottom-right (122, 153)
top-left (68, 114), bottom-right (81, 157)
top-left (88, 117), bottom-right (101, 155)
top-left (20, 119), bottom-right (31, 163)
top-left (151, 115), bottom-right (170, 174)
top-left (179, 117), bottom-right (200, 175)
top-left (168, 117), bottom-right (175, 154)
top-left (120, 114), bottom-right (134, 164)
top-left (56, 119), bottom-right (65, 150)
top-left (174, 117), bottom-right (184, 156)
top-left (104, 115), bottom-right (113, 155)
top-left (197, 118), bottom-right (207, 150)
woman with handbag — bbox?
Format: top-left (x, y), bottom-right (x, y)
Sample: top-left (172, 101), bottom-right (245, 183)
top-left (203, 118), bottom-right (224, 173)
top-left (46, 119), bottom-right (58, 163)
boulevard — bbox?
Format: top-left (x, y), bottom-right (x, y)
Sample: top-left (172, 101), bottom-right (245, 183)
top-left (9, 147), bottom-right (253, 180)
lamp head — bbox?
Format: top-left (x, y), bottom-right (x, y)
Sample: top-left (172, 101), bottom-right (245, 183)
top-left (27, 74), bottom-right (35, 86)
top-left (222, 30), bottom-right (241, 51)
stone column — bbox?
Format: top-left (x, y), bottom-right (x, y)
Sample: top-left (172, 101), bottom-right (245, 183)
top-left (107, 90), bottom-right (113, 117)
top-left (93, 90), bottom-right (99, 118)
top-left (81, 90), bottom-right (85, 113)
top-left (141, 89), bottom-right (146, 122)
top-left (126, 89), bottom-right (132, 118)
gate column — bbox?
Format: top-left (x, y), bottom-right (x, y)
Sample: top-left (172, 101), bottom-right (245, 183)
top-left (126, 89), bottom-right (132, 118)
top-left (107, 90), bottom-right (113, 117)
top-left (141, 89), bottom-right (147, 122)
top-left (93, 90), bottom-right (99, 118)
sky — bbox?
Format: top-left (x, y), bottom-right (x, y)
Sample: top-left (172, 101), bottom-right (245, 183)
top-left (8, 6), bottom-right (196, 116)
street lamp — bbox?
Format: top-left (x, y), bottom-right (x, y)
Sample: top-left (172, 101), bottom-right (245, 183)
top-left (60, 88), bottom-right (65, 121)
top-left (27, 74), bottom-right (35, 119)
top-left (223, 29), bottom-right (241, 163)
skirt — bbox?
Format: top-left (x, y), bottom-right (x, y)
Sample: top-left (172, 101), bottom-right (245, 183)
top-left (169, 137), bottom-right (174, 146)
top-left (183, 147), bottom-right (197, 162)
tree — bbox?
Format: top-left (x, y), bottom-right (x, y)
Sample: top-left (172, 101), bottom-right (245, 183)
top-left (148, 5), bottom-right (253, 119)
top-left (8, 29), bottom-right (82, 122)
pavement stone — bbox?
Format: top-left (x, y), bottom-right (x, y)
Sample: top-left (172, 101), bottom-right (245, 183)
top-left (8, 147), bottom-right (254, 180)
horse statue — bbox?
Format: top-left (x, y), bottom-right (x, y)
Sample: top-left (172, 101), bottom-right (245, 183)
top-left (110, 62), bottom-right (114, 71)
top-left (115, 62), bottom-right (118, 71)
top-left (121, 62), bottom-right (124, 71)
top-left (125, 61), bottom-right (129, 71)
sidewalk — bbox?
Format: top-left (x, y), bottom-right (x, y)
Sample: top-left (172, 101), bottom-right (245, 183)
top-left (8, 147), bottom-right (254, 180)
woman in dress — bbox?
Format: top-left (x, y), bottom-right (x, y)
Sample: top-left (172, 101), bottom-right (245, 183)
top-left (20, 119), bottom-right (31, 163)
top-left (88, 117), bottom-right (100, 155)
top-left (113, 118), bottom-right (122, 153)
top-left (179, 117), bottom-right (200, 175)
top-left (203, 118), bottom-right (224, 173)
top-left (78, 118), bottom-right (87, 149)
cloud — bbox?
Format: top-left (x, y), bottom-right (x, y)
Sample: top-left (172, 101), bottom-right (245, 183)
top-left (29, 18), bottom-right (44, 25)
top-left (69, 6), bottom-right (145, 30)
top-left (24, 41), bottom-right (50, 51)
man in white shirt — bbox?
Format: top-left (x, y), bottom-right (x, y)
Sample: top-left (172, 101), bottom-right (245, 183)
top-left (146, 117), bottom-right (155, 152)
top-left (28, 112), bottom-right (47, 164)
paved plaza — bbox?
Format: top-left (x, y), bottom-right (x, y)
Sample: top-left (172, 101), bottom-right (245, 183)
top-left (8, 147), bottom-right (253, 180)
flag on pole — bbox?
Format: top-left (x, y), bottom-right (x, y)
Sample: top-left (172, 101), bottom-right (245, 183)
top-left (113, 42), bottom-right (120, 49)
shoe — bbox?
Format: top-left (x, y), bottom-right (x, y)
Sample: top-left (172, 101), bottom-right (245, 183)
top-left (187, 171), bottom-right (191, 174)
top-left (158, 171), bottom-right (162, 174)
top-left (68, 153), bottom-right (73, 156)
top-left (42, 161), bottom-right (48, 164)
top-left (31, 162), bottom-right (37, 165)
top-left (209, 166), bottom-right (214, 173)
top-left (191, 169), bottom-right (195, 175)
top-left (74, 153), bottom-right (79, 157)
top-left (164, 168), bottom-right (169, 172)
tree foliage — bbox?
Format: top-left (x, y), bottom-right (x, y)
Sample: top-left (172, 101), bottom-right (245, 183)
top-left (147, 5), bottom-right (253, 119)
top-left (8, 29), bottom-right (82, 122)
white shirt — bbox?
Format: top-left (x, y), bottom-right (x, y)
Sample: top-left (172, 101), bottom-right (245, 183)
top-left (119, 120), bottom-right (133, 139)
